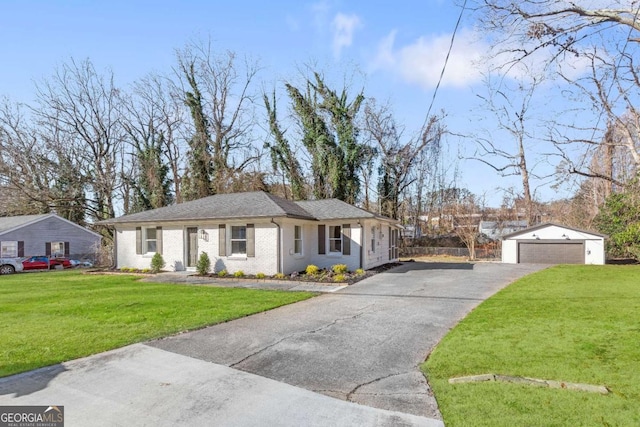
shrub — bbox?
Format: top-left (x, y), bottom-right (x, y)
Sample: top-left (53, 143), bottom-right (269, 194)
top-left (355, 268), bottom-right (365, 276)
top-left (333, 274), bottom-right (347, 282)
top-left (332, 264), bottom-right (348, 274)
top-left (217, 269), bottom-right (228, 277)
top-left (141, 268), bottom-right (151, 274)
top-left (273, 272), bottom-right (286, 279)
top-left (234, 270), bottom-right (245, 278)
top-left (150, 253), bottom-right (166, 273)
top-left (120, 267), bottom-right (129, 272)
top-left (256, 272), bottom-right (266, 279)
top-left (196, 252), bottom-right (211, 276)
top-left (305, 264), bottom-right (320, 275)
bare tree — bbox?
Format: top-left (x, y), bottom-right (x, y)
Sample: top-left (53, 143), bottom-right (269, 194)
top-left (477, 0), bottom-right (640, 190)
top-left (33, 58), bottom-right (125, 223)
top-left (471, 74), bottom-right (543, 224)
top-left (175, 40), bottom-right (261, 198)
top-left (363, 99), bottom-right (444, 219)
top-left (452, 192), bottom-right (485, 260)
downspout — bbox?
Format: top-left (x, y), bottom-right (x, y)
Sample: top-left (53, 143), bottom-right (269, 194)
top-left (358, 220), bottom-right (363, 270)
top-left (271, 218), bottom-right (282, 274)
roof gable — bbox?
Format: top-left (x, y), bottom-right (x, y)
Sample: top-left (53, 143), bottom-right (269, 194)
top-left (0, 213), bottom-right (102, 238)
top-left (501, 222), bottom-right (606, 240)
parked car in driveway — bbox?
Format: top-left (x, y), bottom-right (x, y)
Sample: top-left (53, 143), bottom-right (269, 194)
top-left (0, 258), bottom-right (24, 275)
top-left (22, 256), bottom-right (74, 271)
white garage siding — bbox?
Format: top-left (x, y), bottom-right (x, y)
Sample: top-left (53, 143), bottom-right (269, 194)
top-left (501, 223), bottom-right (606, 265)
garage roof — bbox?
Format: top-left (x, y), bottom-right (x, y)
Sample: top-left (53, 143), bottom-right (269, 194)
top-left (501, 222), bottom-right (606, 240)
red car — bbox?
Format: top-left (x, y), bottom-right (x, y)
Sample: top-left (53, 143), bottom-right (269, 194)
top-left (22, 256), bottom-right (73, 270)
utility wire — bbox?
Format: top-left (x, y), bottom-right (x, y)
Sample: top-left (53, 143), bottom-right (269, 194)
top-left (423, 0), bottom-right (468, 128)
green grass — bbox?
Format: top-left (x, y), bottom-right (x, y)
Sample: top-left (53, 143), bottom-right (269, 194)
top-left (422, 265), bottom-right (640, 426)
top-left (0, 270), bottom-right (314, 378)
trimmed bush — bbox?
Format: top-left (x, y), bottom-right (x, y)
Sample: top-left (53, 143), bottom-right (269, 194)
top-left (256, 272), bottom-right (266, 279)
top-left (273, 272), bottom-right (286, 279)
top-left (333, 274), bottom-right (347, 282)
top-left (355, 268), bottom-right (365, 276)
top-left (305, 264), bottom-right (320, 275)
top-left (332, 264), bottom-right (348, 274)
top-left (233, 270), bottom-right (245, 278)
top-left (196, 252), bottom-right (211, 276)
top-left (217, 269), bottom-right (228, 277)
top-left (150, 253), bottom-right (166, 273)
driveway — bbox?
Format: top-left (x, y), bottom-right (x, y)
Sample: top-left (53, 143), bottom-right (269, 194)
top-left (0, 261), bottom-right (543, 425)
top-left (150, 261), bottom-right (545, 419)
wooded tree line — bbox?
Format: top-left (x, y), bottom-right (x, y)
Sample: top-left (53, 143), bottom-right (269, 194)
top-left (0, 40), bottom-right (447, 241)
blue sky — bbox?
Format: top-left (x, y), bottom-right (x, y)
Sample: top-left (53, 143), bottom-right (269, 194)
top-left (0, 0), bottom-right (574, 205)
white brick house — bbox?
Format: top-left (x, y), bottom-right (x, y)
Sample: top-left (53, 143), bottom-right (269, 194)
top-left (101, 192), bottom-right (401, 275)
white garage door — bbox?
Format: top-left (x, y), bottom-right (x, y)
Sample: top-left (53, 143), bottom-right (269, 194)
top-left (517, 241), bottom-right (585, 264)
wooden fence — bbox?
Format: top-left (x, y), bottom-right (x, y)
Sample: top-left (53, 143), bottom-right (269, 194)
top-left (399, 246), bottom-right (501, 260)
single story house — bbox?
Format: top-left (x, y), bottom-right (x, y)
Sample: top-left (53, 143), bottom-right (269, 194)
top-left (501, 223), bottom-right (606, 265)
top-left (0, 213), bottom-right (102, 260)
top-left (101, 191), bottom-right (401, 275)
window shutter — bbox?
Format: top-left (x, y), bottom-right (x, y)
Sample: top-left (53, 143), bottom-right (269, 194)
top-left (156, 227), bottom-right (163, 254)
top-left (17, 241), bottom-right (24, 257)
top-left (218, 224), bottom-right (226, 256)
top-left (388, 226), bottom-right (392, 259)
top-left (318, 225), bottom-right (326, 255)
top-left (247, 224), bottom-right (255, 257)
top-left (64, 242), bottom-right (70, 257)
top-left (342, 224), bottom-right (351, 255)
top-left (136, 227), bottom-right (142, 254)
top-left (45, 242), bottom-right (51, 257)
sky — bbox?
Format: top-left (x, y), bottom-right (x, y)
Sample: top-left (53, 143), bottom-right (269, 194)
top-left (0, 0), bottom-right (580, 206)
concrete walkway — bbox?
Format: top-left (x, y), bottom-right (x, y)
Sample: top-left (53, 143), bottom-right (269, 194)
top-left (0, 344), bottom-right (440, 426)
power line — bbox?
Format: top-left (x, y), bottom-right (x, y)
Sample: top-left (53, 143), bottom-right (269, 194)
top-left (423, 0), bottom-right (468, 128)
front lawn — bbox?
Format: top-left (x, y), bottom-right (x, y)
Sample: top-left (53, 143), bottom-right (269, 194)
top-left (0, 270), bottom-right (314, 378)
top-left (423, 265), bottom-right (640, 426)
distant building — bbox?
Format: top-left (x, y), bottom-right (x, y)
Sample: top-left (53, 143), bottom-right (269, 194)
top-left (479, 220), bottom-right (529, 241)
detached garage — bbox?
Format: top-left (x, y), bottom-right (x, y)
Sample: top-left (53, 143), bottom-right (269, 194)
top-left (502, 223), bottom-right (606, 265)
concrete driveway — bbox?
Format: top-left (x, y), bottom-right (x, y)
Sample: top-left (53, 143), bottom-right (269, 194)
top-left (150, 262), bottom-right (544, 419)
top-left (0, 261), bottom-right (543, 426)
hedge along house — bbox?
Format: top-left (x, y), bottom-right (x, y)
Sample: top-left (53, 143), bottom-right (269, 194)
top-left (501, 223), bottom-right (606, 265)
top-left (100, 191), bottom-right (401, 275)
top-left (0, 213), bottom-right (102, 260)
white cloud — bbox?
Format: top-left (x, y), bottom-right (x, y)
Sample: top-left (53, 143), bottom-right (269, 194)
top-left (372, 28), bottom-right (487, 90)
top-left (331, 13), bottom-right (362, 59)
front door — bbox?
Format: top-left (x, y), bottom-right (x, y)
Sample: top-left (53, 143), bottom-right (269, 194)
top-left (186, 227), bottom-right (198, 268)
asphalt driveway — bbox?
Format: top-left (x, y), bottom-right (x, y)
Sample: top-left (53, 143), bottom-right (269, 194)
top-left (150, 261), bottom-right (545, 419)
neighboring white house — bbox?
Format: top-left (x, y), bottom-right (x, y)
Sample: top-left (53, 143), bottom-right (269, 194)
top-left (101, 191), bottom-right (401, 275)
top-left (0, 213), bottom-right (102, 261)
top-left (501, 223), bottom-right (606, 265)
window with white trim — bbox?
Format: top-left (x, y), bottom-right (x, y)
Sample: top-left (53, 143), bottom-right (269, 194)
top-left (51, 242), bottom-right (65, 257)
top-left (329, 225), bottom-right (342, 253)
top-left (1, 241), bottom-right (18, 258)
top-left (145, 228), bottom-right (157, 253)
top-left (294, 225), bottom-right (303, 255)
top-left (231, 226), bottom-right (247, 255)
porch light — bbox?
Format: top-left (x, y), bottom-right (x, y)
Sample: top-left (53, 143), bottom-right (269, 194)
top-left (199, 229), bottom-right (208, 241)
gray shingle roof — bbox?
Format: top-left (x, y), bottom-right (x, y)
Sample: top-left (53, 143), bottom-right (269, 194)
top-left (295, 199), bottom-right (377, 220)
top-left (100, 192), bottom-right (399, 225)
top-left (101, 192), bottom-right (317, 224)
top-left (0, 214), bottom-right (51, 234)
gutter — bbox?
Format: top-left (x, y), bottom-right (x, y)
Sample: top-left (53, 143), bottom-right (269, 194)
top-left (270, 218), bottom-right (282, 274)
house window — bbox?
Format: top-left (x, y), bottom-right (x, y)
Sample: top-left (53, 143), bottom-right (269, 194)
top-left (294, 225), bottom-right (303, 255)
top-left (329, 225), bottom-right (342, 253)
top-left (231, 226), bottom-right (247, 255)
top-left (1, 241), bottom-right (18, 258)
top-left (51, 242), bottom-right (65, 257)
top-left (371, 227), bottom-right (376, 253)
top-left (145, 228), bottom-right (157, 253)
